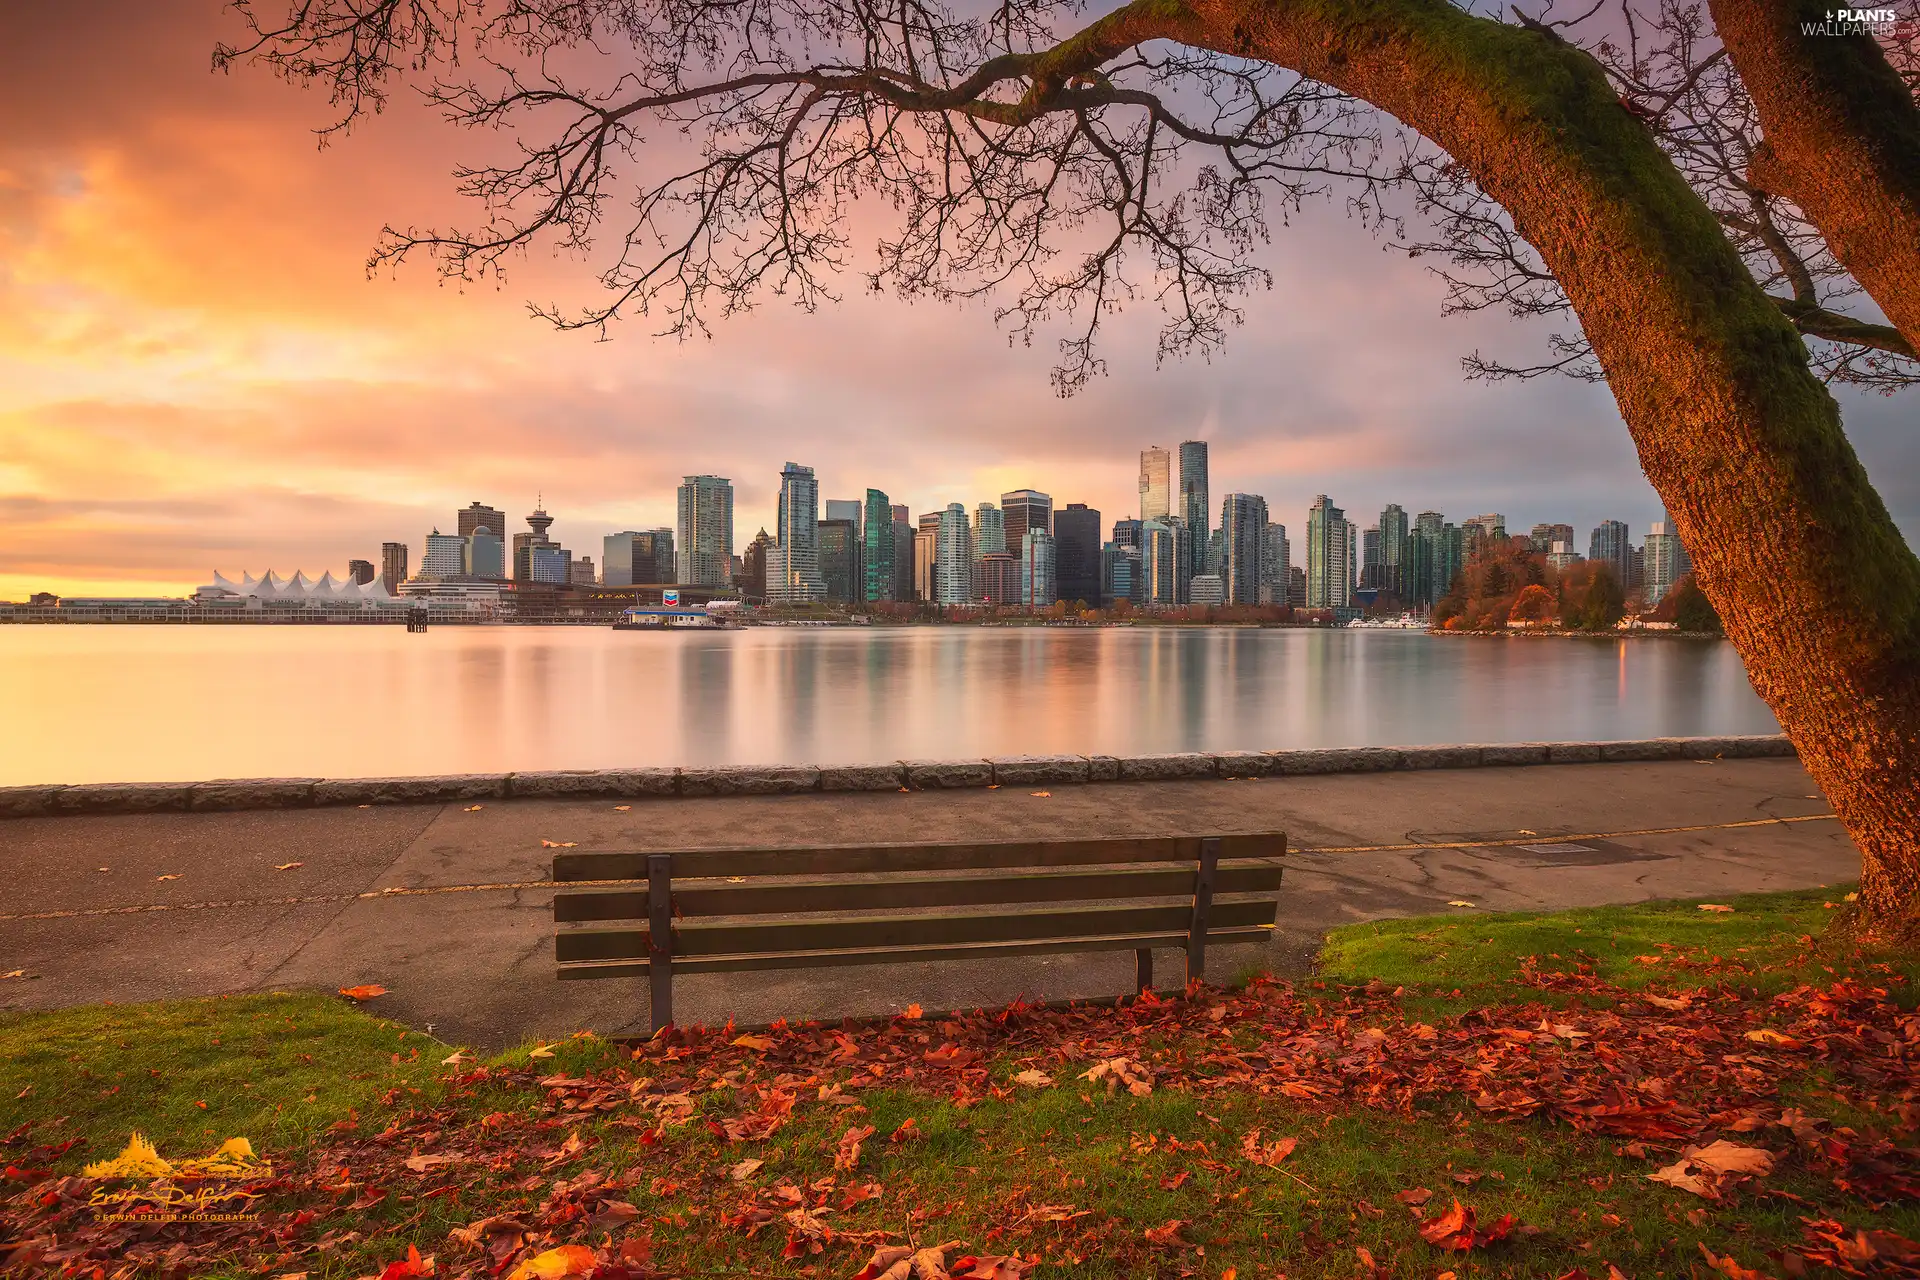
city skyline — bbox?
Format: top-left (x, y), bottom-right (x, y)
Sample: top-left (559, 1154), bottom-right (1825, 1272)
top-left (4, 4), bottom-right (1917, 602)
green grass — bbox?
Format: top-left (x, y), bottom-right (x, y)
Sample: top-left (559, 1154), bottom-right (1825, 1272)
top-left (1317, 885), bottom-right (1914, 1011)
top-left (0, 991), bottom-right (445, 1160)
top-left (4, 887), bottom-right (1914, 1279)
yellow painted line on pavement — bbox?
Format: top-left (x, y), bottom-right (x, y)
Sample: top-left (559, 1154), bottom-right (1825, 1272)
top-left (1, 812), bottom-right (1840, 923)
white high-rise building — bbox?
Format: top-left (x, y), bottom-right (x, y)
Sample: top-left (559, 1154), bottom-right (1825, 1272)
top-left (1138, 446), bottom-right (1171, 522)
top-left (935, 504), bottom-right (975, 605)
top-left (1644, 511), bottom-right (1691, 605)
top-left (421, 529), bottom-right (465, 578)
top-left (972, 504), bottom-right (1006, 559)
top-left (768, 463), bottom-right (825, 604)
top-left (677, 475), bottom-right (735, 587)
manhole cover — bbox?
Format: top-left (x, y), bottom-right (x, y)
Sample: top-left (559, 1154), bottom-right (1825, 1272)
top-left (1516, 842), bottom-right (1597, 855)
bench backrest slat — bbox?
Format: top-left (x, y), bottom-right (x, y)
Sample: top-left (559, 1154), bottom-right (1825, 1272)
top-left (556, 898), bottom-right (1278, 963)
top-left (553, 862), bottom-right (1283, 922)
top-left (551, 832), bottom-right (1284, 882)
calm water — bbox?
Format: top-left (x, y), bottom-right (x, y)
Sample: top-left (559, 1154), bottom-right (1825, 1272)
top-left (0, 625), bottom-right (1778, 784)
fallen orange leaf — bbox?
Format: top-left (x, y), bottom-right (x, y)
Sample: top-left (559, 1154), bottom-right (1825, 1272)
top-left (835, 1124), bottom-right (875, 1170)
top-left (339, 985), bottom-right (389, 1000)
top-left (1698, 903), bottom-right (1734, 912)
top-left (505, 1244), bottom-right (596, 1280)
top-left (274, 862), bottom-right (304, 871)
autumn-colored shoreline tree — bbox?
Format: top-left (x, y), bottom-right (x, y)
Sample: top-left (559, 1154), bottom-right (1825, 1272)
top-left (220, 0), bottom-right (1920, 936)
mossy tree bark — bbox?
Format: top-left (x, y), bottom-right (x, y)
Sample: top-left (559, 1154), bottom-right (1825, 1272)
top-left (1710, 0), bottom-right (1920, 356)
top-left (1041, 0), bottom-right (1920, 931)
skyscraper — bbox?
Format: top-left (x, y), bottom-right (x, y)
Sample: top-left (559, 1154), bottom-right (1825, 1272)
top-left (1589, 519), bottom-right (1631, 585)
top-left (1464, 513), bottom-right (1507, 556)
top-left (1220, 493), bottom-right (1268, 605)
top-left (769, 463), bottom-right (824, 604)
top-left (973, 504), bottom-right (1006, 558)
top-left (1000, 490), bottom-right (1052, 551)
top-left (1261, 523), bottom-right (1290, 605)
top-left (1020, 529), bottom-right (1058, 606)
top-left (1178, 441), bottom-right (1209, 575)
top-left (1379, 504), bottom-right (1409, 597)
top-left (825, 499), bottom-right (863, 524)
top-left (935, 504), bottom-right (974, 605)
top-left (1138, 446), bottom-right (1171, 522)
top-left (914, 513), bottom-right (940, 602)
top-left (347, 558), bottom-right (374, 585)
top-left (465, 525), bottom-right (505, 578)
top-left (604, 529), bottom-right (672, 586)
top-left (1101, 542), bottom-right (1140, 604)
top-left (891, 504), bottom-right (914, 603)
top-left (741, 528), bottom-right (774, 602)
top-left (512, 502), bottom-right (557, 580)
top-left (676, 475), bottom-right (734, 587)
top-left (381, 542), bottom-right (409, 594)
top-left (1528, 522), bottom-right (1575, 554)
top-left (1052, 503), bottom-right (1101, 605)
top-left (818, 519), bottom-right (860, 604)
top-left (862, 490), bottom-right (895, 603)
top-left (457, 502), bottom-right (506, 539)
top-left (1110, 517), bottom-right (1143, 549)
top-left (1167, 517), bottom-right (1194, 604)
top-left (1644, 511), bottom-right (1690, 605)
top-left (1140, 521), bottom-right (1178, 605)
top-left (601, 528), bottom-right (674, 584)
top-left (977, 553), bottom-right (1020, 604)
top-left (1306, 496), bottom-right (1353, 609)
top-left (422, 529), bottom-right (465, 578)
top-left (1360, 527), bottom-right (1383, 591)
top-left (530, 545), bottom-right (571, 584)
top-left (603, 532), bottom-right (642, 586)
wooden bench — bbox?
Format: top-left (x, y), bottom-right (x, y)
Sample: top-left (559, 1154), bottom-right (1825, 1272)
top-left (551, 833), bottom-right (1286, 1033)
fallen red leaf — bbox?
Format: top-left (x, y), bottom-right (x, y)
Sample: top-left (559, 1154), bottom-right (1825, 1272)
top-left (1418, 1199), bottom-right (1516, 1252)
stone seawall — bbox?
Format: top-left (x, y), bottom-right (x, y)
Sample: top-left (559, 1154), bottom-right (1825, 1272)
top-left (0, 734), bottom-right (1795, 819)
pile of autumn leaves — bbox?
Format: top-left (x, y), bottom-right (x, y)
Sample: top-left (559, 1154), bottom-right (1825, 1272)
top-left (5, 964), bottom-right (1920, 1280)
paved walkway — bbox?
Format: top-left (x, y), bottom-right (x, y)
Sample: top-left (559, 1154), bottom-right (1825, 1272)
top-left (0, 758), bottom-right (1855, 1049)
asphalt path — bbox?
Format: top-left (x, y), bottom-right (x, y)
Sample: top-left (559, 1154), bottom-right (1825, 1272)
top-left (0, 758), bottom-right (1855, 1049)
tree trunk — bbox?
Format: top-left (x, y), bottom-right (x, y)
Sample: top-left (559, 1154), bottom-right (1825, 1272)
top-left (1711, 0), bottom-right (1920, 357)
top-left (1060, 0), bottom-right (1920, 932)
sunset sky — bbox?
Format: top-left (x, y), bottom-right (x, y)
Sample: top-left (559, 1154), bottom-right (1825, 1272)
top-left (4, 1), bottom-right (1915, 600)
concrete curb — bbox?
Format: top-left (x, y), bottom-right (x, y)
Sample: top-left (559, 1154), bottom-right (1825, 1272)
top-left (0, 734), bottom-right (1796, 818)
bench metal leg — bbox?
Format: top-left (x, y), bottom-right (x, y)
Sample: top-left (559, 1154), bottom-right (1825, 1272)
top-left (1135, 947), bottom-right (1153, 995)
top-left (1186, 837), bottom-right (1220, 986)
top-left (648, 853), bottom-right (674, 1034)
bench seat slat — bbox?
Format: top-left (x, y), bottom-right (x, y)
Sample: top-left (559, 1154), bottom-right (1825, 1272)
top-left (555, 925), bottom-right (1279, 979)
top-left (553, 862), bottom-right (1285, 922)
top-left (556, 898), bottom-right (1278, 963)
top-left (552, 833), bottom-right (1285, 882)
